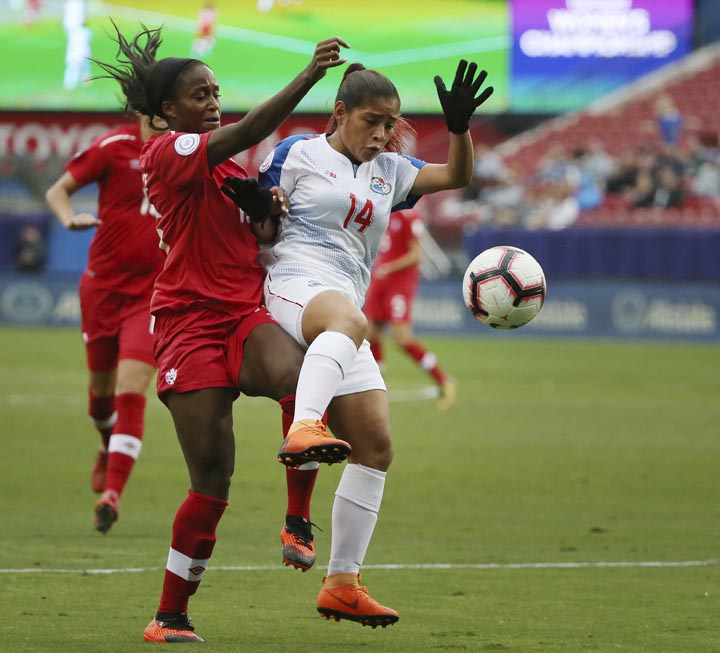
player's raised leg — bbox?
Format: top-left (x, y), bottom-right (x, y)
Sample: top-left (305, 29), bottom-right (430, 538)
top-left (316, 390), bottom-right (398, 627)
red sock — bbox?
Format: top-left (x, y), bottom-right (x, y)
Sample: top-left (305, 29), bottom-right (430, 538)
top-left (158, 490), bottom-right (227, 615)
top-left (369, 339), bottom-right (383, 364)
top-left (88, 390), bottom-right (116, 448)
top-left (402, 341), bottom-right (447, 385)
top-left (104, 393), bottom-right (146, 496)
top-left (280, 394), bottom-right (319, 520)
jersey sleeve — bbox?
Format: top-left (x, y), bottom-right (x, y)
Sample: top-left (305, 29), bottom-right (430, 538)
top-left (150, 132), bottom-right (212, 189)
top-left (65, 141), bottom-right (109, 188)
top-left (391, 154), bottom-right (425, 212)
top-left (258, 134), bottom-right (310, 192)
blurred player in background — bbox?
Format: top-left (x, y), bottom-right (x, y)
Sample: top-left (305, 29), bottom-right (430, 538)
top-left (364, 207), bottom-right (456, 409)
top-left (62, 0), bottom-right (91, 90)
top-left (23, 0), bottom-right (41, 25)
top-left (190, 1), bottom-right (216, 56)
top-left (257, 59), bottom-right (492, 627)
top-left (92, 22), bottom-right (350, 643)
top-left (45, 112), bottom-right (167, 534)
top-left (257, 0), bottom-right (304, 13)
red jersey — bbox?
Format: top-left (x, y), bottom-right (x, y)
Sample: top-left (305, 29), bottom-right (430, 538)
top-left (196, 7), bottom-right (216, 37)
top-left (140, 131), bottom-right (265, 316)
top-left (373, 208), bottom-right (424, 287)
top-left (66, 123), bottom-right (165, 295)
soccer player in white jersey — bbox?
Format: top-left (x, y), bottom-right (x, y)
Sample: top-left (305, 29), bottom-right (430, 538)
top-left (251, 59), bottom-right (493, 627)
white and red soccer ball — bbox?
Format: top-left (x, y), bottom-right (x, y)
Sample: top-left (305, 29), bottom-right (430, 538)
top-left (462, 246), bottom-right (546, 329)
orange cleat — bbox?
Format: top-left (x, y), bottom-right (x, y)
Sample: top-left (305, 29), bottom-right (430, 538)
top-left (281, 516), bottom-right (316, 572)
top-left (277, 419), bottom-right (351, 468)
top-left (143, 614), bottom-right (204, 643)
top-left (317, 575), bottom-right (399, 628)
top-left (91, 448), bottom-right (108, 493)
top-left (93, 489), bottom-right (119, 534)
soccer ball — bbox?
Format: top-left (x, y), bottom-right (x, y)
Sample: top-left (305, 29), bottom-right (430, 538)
top-left (462, 246), bottom-right (546, 329)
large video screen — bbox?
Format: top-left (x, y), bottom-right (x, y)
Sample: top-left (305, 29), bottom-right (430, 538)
top-left (510, 0), bottom-right (695, 112)
top-left (0, 0), bottom-right (696, 115)
top-left (0, 0), bottom-right (509, 114)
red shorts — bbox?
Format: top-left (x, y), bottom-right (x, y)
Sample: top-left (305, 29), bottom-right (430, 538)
top-left (153, 305), bottom-right (275, 404)
top-left (363, 279), bottom-right (418, 324)
top-left (79, 274), bottom-right (155, 372)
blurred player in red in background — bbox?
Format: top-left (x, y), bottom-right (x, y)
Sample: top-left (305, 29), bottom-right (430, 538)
top-left (364, 208), bottom-right (456, 410)
top-left (191, 1), bottom-right (216, 56)
top-left (45, 112), bottom-right (167, 534)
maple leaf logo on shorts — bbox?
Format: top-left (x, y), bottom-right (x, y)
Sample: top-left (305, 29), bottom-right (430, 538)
top-left (165, 367), bottom-right (178, 385)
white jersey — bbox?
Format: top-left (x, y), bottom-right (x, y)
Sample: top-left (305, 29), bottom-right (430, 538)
top-left (258, 133), bottom-right (424, 306)
top-left (63, 0), bottom-right (86, 31)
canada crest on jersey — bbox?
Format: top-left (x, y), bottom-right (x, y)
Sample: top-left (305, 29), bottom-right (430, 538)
top-left (370, 176), bottom-right (392, 195)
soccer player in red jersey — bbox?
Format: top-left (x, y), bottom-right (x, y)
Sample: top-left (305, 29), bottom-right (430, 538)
top-left (364, 208), bottom-right (457, 409)
top-left (46, 112), bottom-right (167, 534)
top-left (92, 22), bottom-right (350, 642)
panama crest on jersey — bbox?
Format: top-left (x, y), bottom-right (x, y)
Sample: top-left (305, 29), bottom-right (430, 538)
top-left (370, 176), bottom-right (392, 195)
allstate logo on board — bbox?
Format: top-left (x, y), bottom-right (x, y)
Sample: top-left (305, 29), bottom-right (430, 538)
top-left (0, 281), bottom-right (53, 324)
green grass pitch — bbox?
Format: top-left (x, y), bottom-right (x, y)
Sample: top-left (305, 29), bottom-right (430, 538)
top-left (1, 326), bottom-right (718, 651)
top-left (0, 0), bottom-right (508, 113)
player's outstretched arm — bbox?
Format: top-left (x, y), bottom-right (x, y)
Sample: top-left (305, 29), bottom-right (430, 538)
top-left (434, 59), bottom-right (494, 135)
top-left (411, 60), bottom-right (494, 195)
top-left (207, 37), bottom-right (350, 167)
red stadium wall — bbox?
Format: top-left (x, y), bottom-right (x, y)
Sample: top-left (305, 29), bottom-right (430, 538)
top-left (0, 111), bottom-right (503, 172)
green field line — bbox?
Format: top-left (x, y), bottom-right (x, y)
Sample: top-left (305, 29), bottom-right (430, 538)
top-left (3, 559), bottom-right (717, 574)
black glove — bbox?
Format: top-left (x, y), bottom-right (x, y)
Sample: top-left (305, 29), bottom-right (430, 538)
top-left (221, 176), bottom-right (274, 223)
top-left (434, 60), bottom-right (494, 134)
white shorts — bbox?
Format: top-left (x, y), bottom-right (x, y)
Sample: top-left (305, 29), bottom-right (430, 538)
top-left (264, 272), bottom-right (386, 396)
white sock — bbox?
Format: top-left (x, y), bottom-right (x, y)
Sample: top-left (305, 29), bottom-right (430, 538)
top-left (327, 464), bottom-right (386, 576)
top-left (294, 331), bottom-right (358, 422)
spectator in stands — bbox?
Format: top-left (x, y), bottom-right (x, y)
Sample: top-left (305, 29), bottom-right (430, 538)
top-left (654, 94), bottom-right (683, 146)
top-left (692, 157), bottom-right (720, 200)
top-left (652, 165), bottom-right (686, 208)
top-left (482, 166), bottom-right (527, 226)
top-left (536, 142), bottom-right (574, 184)
top-left (604, 146), bottom-right (639, 195)
top-left (568, 147), bottom-right (604, 211)
top-left (627, 169), bottom-right (656, 208)
top-left (627, 165), bottom-right (685, 209)
top-left (583, 139), bottom-right (615, 180)
top-left (462, 142), bottom-right (506, 201)
top-left (12, 224), bottom-right (47, 273)
top-left (523, 180), bottom-right (580, 230)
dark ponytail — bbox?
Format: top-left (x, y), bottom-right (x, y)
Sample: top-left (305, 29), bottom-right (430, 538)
top-left (325, 63), bottom-right (415, 153)
top-left (91, 20), bottom-right (201, 129)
